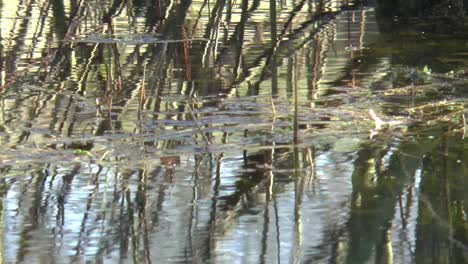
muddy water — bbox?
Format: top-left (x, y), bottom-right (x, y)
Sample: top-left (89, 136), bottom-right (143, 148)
top-left (0, 0), bottom-right (468, 263)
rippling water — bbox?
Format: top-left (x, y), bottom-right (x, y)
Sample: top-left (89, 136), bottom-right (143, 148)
top-left (1, 0), bottom-right (468, 263)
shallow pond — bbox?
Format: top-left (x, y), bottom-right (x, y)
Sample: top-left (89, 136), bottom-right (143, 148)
top-left (1, 0), bottom-right (468, 263)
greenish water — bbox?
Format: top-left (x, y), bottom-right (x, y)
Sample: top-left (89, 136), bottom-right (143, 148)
top-left (0, 0), bottom-right (468, 263)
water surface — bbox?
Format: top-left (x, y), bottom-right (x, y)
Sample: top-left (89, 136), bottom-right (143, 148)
top-left (1, 0), bottom-right (468, 263)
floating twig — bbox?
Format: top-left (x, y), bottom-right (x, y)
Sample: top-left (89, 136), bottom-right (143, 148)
top-left (369, 109), bottom-right (403, 131)
top-left (369, 109), bottom-right (385, 130)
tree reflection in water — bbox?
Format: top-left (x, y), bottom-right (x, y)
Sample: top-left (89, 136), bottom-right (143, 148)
top-left (0, 0), bottom-right (467, 262)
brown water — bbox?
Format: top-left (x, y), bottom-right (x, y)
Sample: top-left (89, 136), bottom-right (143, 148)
top-left (1, 0), bottom-right (468, 263)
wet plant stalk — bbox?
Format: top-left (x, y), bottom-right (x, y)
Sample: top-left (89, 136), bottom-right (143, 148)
top-left (270, 92), bottom-right (277, 119)
top-left (461, 113), bottom-right (466, 139)
top-left (138, 62), bottom-right (147, 116)
top-left (293, 54), bottom-right (298, 145)
top-left (186, 103), bottom-right (211, 145)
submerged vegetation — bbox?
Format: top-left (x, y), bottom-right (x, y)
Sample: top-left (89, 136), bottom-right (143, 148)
top-left (0, 0), bottom-right (468, 262)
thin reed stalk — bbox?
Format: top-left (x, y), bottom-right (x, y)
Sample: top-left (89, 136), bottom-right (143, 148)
top-left (186, 103), bottom-right (211, 146)
top-left (138, 63), bottom-right (148, 117)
